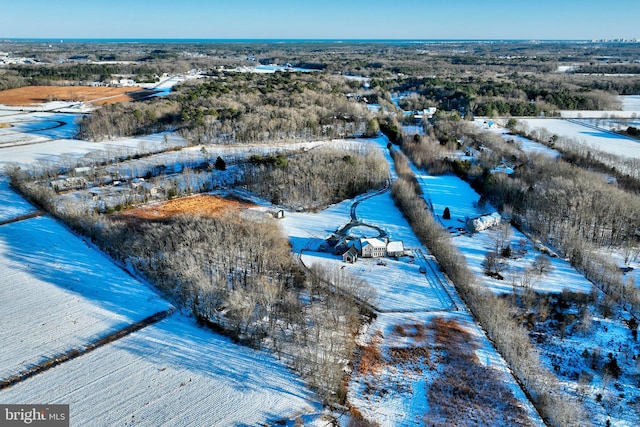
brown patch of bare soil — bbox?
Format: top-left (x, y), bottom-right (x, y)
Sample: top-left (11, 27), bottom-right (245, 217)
top-left (357, 330), bottom-right (385, 376)
top-left (0, 85), bottom-right (154, 106)
top-left (120, 194), bottom-right (256, 220)
top-left (350, 318), bottom-right (535, 426)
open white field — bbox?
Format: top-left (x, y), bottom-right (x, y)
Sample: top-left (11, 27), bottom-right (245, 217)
top-left (0, 177), bottom-right (38, 222)
top-left (355, 191), bottom-right (420, 247)
top-left (301, 250), bottom-right (455, 312)
top-left (621, 95), bottom-right (640, 112)
top-left (0, 215), bottom-right (172, 381)
top-left (519, 118), bottom-right (640, 160)
top-left (0, 111), bottom-right (82, 149)
top-left (280, 197), bottom-right (353, 252)
top-left (0, 313), bottom-right (320, 426)
top-left (454, 227), bottom-right (594, 295)
top-left (415, 169), bottom-right (493, 228)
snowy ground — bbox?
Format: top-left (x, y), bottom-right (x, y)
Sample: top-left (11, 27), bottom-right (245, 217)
top-left (0, 115), bottom-right (181, 170)
top-left (474, 119), bottom-right (561, 158)
top-left (518, 118), bottom-right (640, 160)
top-left (412, 169), bottom-right (595, 295)
top-left (454, 227), bottom-right (594, 294)
top-left (347, 311), bottom-right (544, 427)
top-left (0, 215), bottom-right (172, 380)
top-left (408, 148), bottom-right (640, 426)
top-left (0, 177), bottom-right (38, 222)
top-left (233, 64), bottom-right (317, 73)
top-left (621, 95), bottom-right (640, 112)
top-left (0, 313), bottom-right (320, 426)
top-left (281, 185), bottom-right (455, 312)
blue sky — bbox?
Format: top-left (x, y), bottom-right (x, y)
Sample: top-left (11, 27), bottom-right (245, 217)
top-left (1, 0), bottom-right (638, 40)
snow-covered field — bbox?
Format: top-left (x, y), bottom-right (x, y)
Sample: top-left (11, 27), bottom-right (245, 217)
top-left (474, 119), bottom-right (561, 158)
top-left (621, 95), bottom-right (640, 112)
top-left (519, 118), bottom-right (640, 159)
top-left (454, 227), bottom-right (594, 294)
top-left (0, 177), bottom-right (38, 222)
top-left (0, 215), bottom-right (172, 380)
top-left (412, 169), bottom-right (595, 295)
top-left (348, 311), bottom-right (544, 427)
top-left (292, 191), bottom-right (456, 313)
top-left (0, 313), bottom-right (320, 426)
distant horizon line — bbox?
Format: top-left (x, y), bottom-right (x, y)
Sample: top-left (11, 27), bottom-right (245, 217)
top-left (2, 37), bottom-right (637, 44)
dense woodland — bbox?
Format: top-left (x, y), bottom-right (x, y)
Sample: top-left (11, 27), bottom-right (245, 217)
top-left (241, 146), bottom-right (389, 210)
top-left (3, 39), bottom-right (640, 128)
top-left (78, 213), bottom-right (374, 404)
top-left (77, 72), bottom-right (375, 143)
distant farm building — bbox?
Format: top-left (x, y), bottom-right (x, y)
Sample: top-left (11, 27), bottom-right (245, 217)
top-left (271, 209), bottom-right (285, 219)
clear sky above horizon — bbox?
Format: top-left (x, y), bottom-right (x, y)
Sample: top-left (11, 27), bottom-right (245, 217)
top-left (1, 0), bottom-right (638, 41)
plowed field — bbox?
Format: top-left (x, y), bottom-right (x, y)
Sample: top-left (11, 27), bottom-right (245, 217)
top-left (0, 85), bottom-right (154, 106)
top-left (120, 195), bottom-right (256, 220)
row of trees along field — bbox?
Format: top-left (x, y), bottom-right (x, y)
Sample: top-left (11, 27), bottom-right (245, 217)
top-left (387, 148), bottom-right (587, 426)
top-left (9, 63), bottom-right (165, 84)
top-left (78, 71), bottom-right (378, 143)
